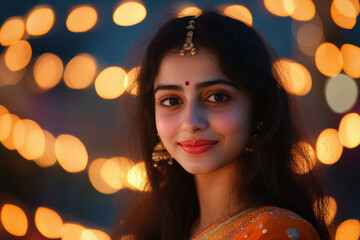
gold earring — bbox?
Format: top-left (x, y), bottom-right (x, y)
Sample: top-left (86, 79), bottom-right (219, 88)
top-left (152, 134), bottom-right (173, 168)
top-left (244, 122), bottom-right (263, 154)
top-left (244, 134), bottom-right (258, 153)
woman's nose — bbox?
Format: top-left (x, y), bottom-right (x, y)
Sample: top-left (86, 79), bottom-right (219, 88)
top-left (181, 101), bottom-right (208, 133)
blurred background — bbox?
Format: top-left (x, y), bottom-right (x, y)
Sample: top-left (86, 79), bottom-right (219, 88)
top-left (0, 0), bottom-right (359, 239)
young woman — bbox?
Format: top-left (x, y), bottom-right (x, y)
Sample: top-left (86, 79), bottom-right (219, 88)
top-left (119, 10), bottom-right (330, 240)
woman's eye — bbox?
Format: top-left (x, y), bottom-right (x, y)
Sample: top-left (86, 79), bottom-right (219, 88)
top-left (160, 97), bottom-right (182, 107)
top-left (206, 92), bottom-right (229, 103)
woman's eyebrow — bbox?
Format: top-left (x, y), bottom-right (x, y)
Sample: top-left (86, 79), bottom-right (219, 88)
top-left (196, 79), bottom-right (238, 90)
top-left (154, 84), bottom-right (183, 94)
top-left (154, 79), bottom-right (237, 94)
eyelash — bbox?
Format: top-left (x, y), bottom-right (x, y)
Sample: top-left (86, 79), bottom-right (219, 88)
top-left (159, 95), bottom-right (183, 107)
top-left (158, 90), bottom-right (230, 108)
top-left (205, 90), bottom-right (230, 103)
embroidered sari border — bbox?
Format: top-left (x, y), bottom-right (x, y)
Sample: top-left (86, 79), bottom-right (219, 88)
top-left (192, 206), bottom-right (306, 240)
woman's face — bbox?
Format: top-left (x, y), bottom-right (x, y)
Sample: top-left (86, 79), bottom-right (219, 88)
top-left (154, 48), bottom-right (252, 174)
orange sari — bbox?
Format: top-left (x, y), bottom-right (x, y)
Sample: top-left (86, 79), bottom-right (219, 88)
top-left (192, 206), bottom-right (321, 240)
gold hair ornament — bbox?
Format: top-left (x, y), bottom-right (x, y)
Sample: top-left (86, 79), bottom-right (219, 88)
top-left (179, 17), bottom-right (197, 56)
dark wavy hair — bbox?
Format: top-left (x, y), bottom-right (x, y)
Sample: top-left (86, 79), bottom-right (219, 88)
top-left (117, 10), bottom-right (330, 240)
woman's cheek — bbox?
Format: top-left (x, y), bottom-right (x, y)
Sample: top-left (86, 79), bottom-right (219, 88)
top-left (155, 112), bottom-right (178, 139)
top-left (210, 108), bottom-right (250, 134)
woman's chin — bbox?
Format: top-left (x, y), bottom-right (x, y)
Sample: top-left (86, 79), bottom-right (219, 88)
top-left (179, 162), bottom-right (217, 175)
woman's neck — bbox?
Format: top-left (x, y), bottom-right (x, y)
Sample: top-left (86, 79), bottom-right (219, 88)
top-left (190, 160), bottom-right (243, 238)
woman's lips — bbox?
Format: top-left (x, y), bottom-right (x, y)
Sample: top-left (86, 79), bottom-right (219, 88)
top-left (179, 139), bottom-right (218, 154)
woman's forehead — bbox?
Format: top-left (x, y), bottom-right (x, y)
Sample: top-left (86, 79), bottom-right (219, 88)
top-left (154, 48), bottom-right (227, 87)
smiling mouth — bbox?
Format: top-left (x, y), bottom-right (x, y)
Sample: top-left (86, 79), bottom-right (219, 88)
top-left (179, 139), bottom-right (218, 154)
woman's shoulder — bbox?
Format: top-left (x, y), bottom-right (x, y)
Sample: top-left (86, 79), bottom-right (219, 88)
top-left (231, 206), bottom-right (321, 240)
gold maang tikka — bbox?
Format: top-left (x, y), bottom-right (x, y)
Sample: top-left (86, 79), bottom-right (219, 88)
top-left (179, 17), bottom-right (197, 56)
top-left (152, 134), bottom-right (173, 168)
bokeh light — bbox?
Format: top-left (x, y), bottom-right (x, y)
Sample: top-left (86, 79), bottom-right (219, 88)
top-left (0, 105), bottom-right (12, 142)
top-left (120, 234), bottom-right (136, 240)
top-left (349, 0), bottom-right (360, 14)
top-left (0, 17), bottom-right (25, 46)
top-left (334, 0), bottom-right (359, 18)
top-left (62, 223), bottom-right (85, 240)
top-left (178, 6), bottom-right (203, 17)
top-left (338, 113), bottom-right (360, 148)
top-left (26, 6), bottom-right (55, 36)
top-left (293, 141), bottom-right (317, 175)
top-left (95, 66), bottom-right (127, 99)
top-left (223, 5), bottom-right (253, 26)
top-left (101, 157), bottom-right (134, 191)
top-left (12, 119), bottom-right (26, 149)
top-left (33, 53), bottom-right (64, 90)
top-left (283, 0), bottom-right (295, 15)
top-left (4, 40), bottom-right (32, 71)
top-left (86, 229), bottom-right (111, 240)
top-left (89, 158), bottom-right (120, 194)
top-left (113, 2), bottom-right (147, 26)
top-left (264, 0), bottom-right (289, 17)
top-left (292, 14), bottom-right (324, 56)
top-left (127, 161), bottom-right (150, 192)
top-left (325, 73), bottom-right (358, 114)
top-left (348, 0), bottom-right (360, 15)
top-left (274, 59), bottom-right (312, 96)
top-left (296, 23), bottom-right (323, 47)
top-left (314, 196), bottom-right (337, 226)
top-left (100, 158), bottom-right (125, 190)
top-left (12, 119), bottom-right (46, 160)
top-left (296, 23), bottom-right (323, 56)
top-left (335, 219), bottom-right (360, 240)
top-left (33, 130), bottom-right (57, 168)
top-left (124, 66), bottom-right (140, 96)
top-left (0, 53), bottom-right (26, 85)
top-left (81, 229), bottom-right (97, 240)
top-left (66, 5), bottom-right (98, 33)
top-left (331, 0), bottom-right (357, 29)
top-left (286, 0), bottom-right (315, 21)
top-left (324, 196), bottom-right (337, 225)
top-left (0, 204), bottom-right (28, 236)
top-left (315, 42), bottom-right (343, 77)
top-left (35, 207), bottom-right (63, 239)
top-left (55, 134), bottom-right (88, 173)
top-left (1, 114), bottom-right (20, 150)
top-left (316, 128), bottom-right (343, 165)
top-left (341, 43), bottom-right (360, 78)
top-left (64, 53), bottom-right (97, 89)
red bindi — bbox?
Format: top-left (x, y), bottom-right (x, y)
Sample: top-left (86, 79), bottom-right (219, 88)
top-left (185, 81), bottom-right (190, 86)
